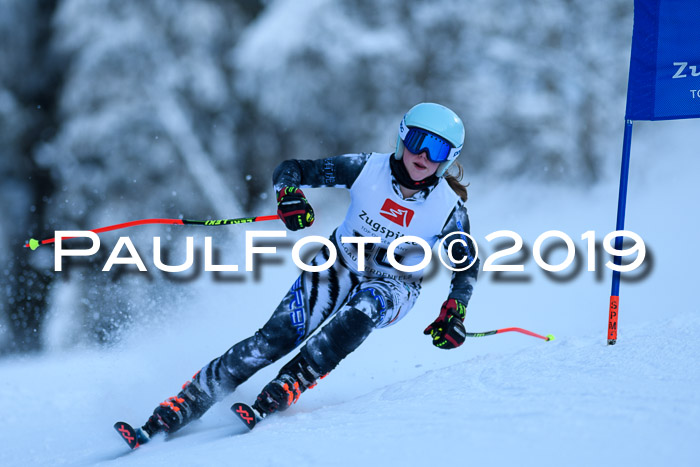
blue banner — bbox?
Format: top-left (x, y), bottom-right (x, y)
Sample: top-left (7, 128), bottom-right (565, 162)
top-left (626, 0), bottom-right (700, 121)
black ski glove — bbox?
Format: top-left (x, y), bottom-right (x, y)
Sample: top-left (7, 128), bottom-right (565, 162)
top-left (276, 186), bottom-right (315, 231)
top-left (424, 298), bottom-right (467, 349)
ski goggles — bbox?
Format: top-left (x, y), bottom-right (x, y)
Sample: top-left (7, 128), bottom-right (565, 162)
top-left (399, 118), bottom-right (462, 163)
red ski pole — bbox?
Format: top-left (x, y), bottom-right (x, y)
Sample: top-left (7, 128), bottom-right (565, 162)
top-left (466, 327), bottom-right (554, 341)
top-left (24, 215), bottom-right (280, 250)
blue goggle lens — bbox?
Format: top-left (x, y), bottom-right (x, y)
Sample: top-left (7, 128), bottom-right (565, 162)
top-left (402, 127), bottom-right (453, 162)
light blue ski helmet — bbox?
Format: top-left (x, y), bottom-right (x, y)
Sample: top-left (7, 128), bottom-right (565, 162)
top-left (395, 103), bottom-right (465, 177)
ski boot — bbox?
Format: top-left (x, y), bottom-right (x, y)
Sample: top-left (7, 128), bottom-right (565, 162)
top-left (115, 373), bottom-right (215, 449)
top-left (144, 373), bottom-right (215, 436)
top-left (252, 352), bottom-right (326, 417)
top-left (232, 352), bottom-right (326, 430)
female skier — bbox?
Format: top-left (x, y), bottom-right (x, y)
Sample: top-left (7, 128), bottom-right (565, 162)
top-left (125, 102), bottom-right (479, 444)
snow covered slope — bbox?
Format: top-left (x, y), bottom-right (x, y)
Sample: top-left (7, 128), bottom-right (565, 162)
top-left (1, 120), bottom-right (698, 466)
top-left (1, 313), bottom-right (697, 466)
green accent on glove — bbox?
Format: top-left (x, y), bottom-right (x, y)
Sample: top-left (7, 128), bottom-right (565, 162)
top-left (277, 186), bottom-right (315, 231)
top-left (423, 298), bottom-right (468, 350)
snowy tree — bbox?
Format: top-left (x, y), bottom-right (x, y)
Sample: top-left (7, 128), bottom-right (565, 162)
top-left (0, 0), bottom-right (60, 353)
top-left (34, 0), bottom-right (265, 346)
top-left (232, 0), bottom-right (633, 184)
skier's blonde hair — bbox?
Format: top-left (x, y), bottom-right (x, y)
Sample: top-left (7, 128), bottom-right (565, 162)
top-left (444, 162), bottom-right (469, 201)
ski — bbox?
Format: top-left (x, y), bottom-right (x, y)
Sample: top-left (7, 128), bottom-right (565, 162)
top-left (113, 421), bottom-right (149, 449)
top-left (231, 402), bottom-right (265, 431)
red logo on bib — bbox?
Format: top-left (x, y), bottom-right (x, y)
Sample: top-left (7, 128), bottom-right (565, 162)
top-left (379, 199), bottom-right (414, 227)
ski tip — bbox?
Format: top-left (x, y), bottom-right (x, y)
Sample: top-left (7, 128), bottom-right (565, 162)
top-left (545, 334), bottom-right (555, 341)
top-left (231, 402), bottom-right (259, 431)
top-left (114, 421), bottom-right (142, 450)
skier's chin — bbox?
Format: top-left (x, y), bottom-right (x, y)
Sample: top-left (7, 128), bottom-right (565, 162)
top-left (409, 169), bottom-right (430, 181)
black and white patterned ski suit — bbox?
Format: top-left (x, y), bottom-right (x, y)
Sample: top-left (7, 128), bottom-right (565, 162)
top-left (191, 152), bottom-right (479, 403)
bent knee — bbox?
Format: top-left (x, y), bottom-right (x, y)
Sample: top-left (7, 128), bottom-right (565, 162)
top-left (345, 287), bottom-right (392, 326)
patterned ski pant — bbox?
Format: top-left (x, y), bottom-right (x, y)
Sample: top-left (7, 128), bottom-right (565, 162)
top-left (194, 247), bottom-right (421, 401)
